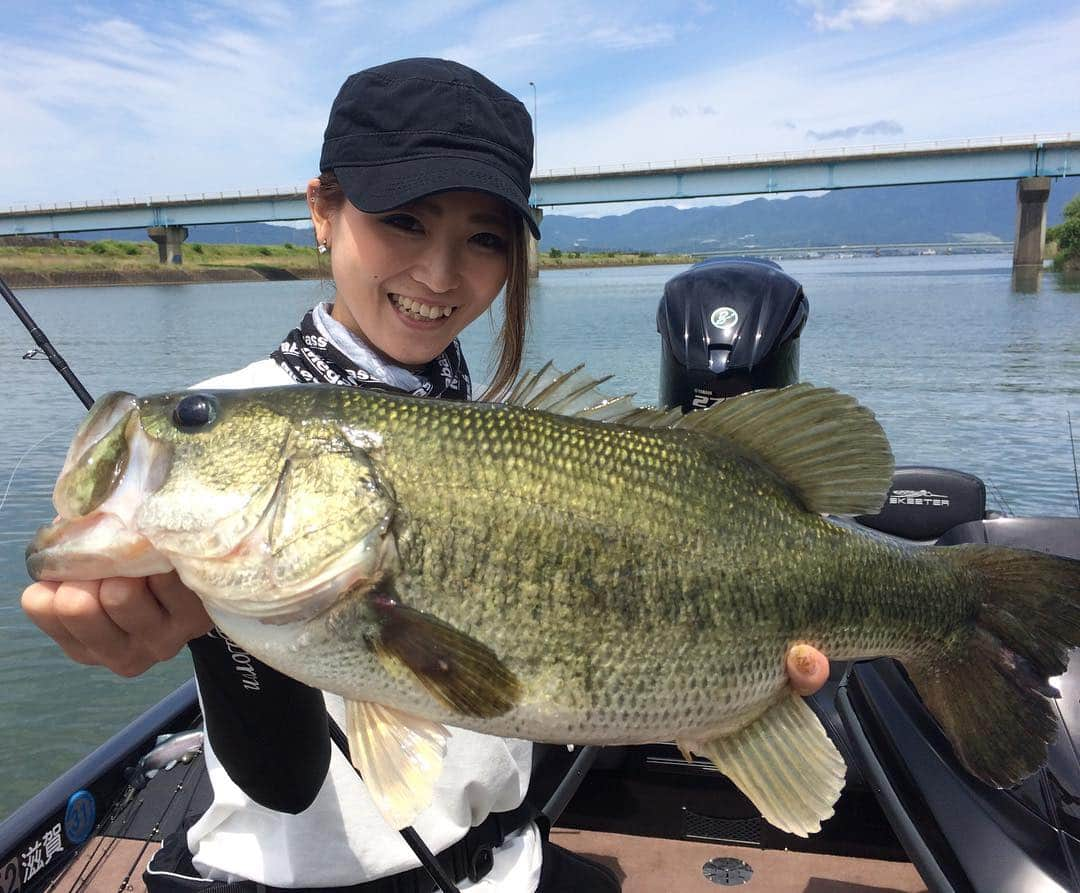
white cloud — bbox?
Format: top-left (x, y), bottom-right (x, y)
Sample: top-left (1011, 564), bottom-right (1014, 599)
top-left (0, 11), bottom-right (325, 207)
top-left (806, 119), bottom-right (904, 140)
top-left (370, 0), bottom-right (492, 34)
top-left (533, 10), bottom-right (1080, 180)
top-left (585, 23), bottom-right (679, 50)
top-left (437, 0), bottom-right (686, 79)
top-left (2, 0), bottom-right (1075, 217)
top-left (801, 0), bottom-right (986, 30)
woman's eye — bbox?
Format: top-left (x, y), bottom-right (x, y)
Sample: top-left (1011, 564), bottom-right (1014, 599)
top-left (472, 231), bottom-right (507, 252)
top-left (381, 214), bottom-right (423, 233)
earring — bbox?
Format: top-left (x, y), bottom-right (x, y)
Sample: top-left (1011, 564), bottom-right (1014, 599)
top-left (317, 240), bottom-right (328, 254)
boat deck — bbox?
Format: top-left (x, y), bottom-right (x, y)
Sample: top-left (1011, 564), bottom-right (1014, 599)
top-left (38, 732), bottom-right (927, 892)
top-left (50, 828), bottom-right (927, 892)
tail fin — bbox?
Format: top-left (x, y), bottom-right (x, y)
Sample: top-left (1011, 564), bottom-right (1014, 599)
top-left (911, 545), bottom-right (1080, 788)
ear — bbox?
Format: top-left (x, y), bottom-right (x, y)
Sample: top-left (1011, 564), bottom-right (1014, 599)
top-left (307, 177), bottom-right (333, 247)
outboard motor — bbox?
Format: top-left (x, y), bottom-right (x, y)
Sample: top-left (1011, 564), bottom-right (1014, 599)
top-left (657, 257), bottom-right (808, 411)
top-left (654, 258), bottom-right (888, 836)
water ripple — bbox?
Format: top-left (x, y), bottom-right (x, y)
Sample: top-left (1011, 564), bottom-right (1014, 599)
top-left (3, 263), bottom-right (1080, 817)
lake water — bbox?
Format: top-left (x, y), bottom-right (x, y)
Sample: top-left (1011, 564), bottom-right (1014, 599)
top-left (1, 254), bottom-right (1078, 818)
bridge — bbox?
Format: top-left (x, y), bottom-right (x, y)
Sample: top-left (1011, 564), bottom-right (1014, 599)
top-left (0, 133), bottom-right (1075, 271)
top-left (695, 241), bottom-right (1011, 258)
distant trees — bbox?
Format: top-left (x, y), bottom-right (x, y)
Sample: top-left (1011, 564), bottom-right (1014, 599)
top-left (1049, 195), bottom-right (1080, 270)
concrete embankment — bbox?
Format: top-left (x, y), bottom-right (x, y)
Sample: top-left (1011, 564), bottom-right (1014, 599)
top-left (1, 265), bottom-right (317, 289)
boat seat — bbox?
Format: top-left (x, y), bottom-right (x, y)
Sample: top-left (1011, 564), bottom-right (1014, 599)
top-left (855, 466), bottom-right (986, 543)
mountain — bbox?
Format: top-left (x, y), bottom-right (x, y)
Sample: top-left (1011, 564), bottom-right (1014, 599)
top-left (538, 179), bottom-right (1080, 253)
top-left (63, 178), bottom-right (1080, 253)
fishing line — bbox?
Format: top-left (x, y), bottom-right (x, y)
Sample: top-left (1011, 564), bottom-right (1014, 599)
top-left (985, 476), bottom-right (1014, 517)
top-left (0, 428), bottom-right (60, 519)
top-left (0, 535), bottom-right (47, 545)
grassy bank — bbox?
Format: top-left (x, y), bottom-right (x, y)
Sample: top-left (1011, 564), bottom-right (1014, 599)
top-left (0, 238), bottom-right (699, 288)
top-left (0, 238), bottom-right (324, 288)
top-left (540, 249), bottom-right (696, 268)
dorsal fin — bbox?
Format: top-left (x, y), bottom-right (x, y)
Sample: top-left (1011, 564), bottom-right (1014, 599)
top-left (503, 361), bottom-right (681, 425)
top-left (502, 363), bottom-right (893, 515)
top-left (675, 383), bottom-right (894, 515)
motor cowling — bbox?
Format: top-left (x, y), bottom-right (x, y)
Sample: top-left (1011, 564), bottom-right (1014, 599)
top-left (657, 257), bottom-right (809, 411)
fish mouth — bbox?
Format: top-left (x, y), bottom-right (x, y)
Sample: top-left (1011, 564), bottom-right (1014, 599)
top-left (26, 512), bottom-right (171, 581)
top-left (28, 389), bottom-right (400, 628)
top-left (388, 292), bottom-right (457, 322)
top-left (26, 392), bottom-right (173, 582)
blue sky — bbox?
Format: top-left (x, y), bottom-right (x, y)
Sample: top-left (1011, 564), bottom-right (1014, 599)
top-left (1, 0), bottom-right (1077, 214)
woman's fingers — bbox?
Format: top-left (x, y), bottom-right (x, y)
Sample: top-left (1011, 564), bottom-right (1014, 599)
top-left (52, 578), bottom-right (161, 676)
top-left (21, 581), bottom-right (100, 666)
top-left (145, 572), bottom-right (213, 643)
top-left (98, 576), bottom-right (171, 657)
top-left (21, 573), bottom-right (211, 677)
top-left (786, 643), bottom-right (830, 696)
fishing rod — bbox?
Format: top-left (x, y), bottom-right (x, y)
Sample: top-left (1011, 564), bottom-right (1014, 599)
top-left (1069, 412), bottom-right (1080, 519)
top-left (1, 273), bottom-right (93, 409)
top-left (1, 272), bottom-right (469, 893)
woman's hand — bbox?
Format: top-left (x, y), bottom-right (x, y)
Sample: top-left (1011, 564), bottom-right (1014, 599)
top-left (21, 572), bottom-right (212, 678)
top-left (785, 643), bottom-right (830, 696)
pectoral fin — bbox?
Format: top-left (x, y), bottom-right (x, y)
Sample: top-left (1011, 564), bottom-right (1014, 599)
top-left (345, 699), bottom-right (449, 830)
top-left (678, 693), bottom-right (846, 837)
top-left (368, 592), bottom-right (522, 718)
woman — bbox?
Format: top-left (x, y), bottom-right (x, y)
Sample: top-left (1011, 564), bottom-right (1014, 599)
top-left (22, 58), bottom-right (829, 892)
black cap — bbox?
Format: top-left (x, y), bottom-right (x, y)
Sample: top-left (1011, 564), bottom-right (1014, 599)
top-left (320, 58), bottom-right (539, 238)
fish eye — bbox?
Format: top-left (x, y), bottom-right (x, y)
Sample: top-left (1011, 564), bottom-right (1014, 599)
top-left (173, 394), bottom-right (218, 432)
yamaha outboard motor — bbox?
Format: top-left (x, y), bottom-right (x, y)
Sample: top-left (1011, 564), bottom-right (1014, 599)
top-left (657, 257), bottom-right (808, 411)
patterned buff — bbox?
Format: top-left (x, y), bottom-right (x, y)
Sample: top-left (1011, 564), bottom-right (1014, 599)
top-left (271, 302), bottom-right (471, 400)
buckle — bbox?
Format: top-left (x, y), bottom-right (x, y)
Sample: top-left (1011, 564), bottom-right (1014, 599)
top-left (467, 844), bottom-right (494, 883)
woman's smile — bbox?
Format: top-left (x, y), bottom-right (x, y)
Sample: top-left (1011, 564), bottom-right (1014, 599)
top-left (387, 292), bottom-right (458, 323)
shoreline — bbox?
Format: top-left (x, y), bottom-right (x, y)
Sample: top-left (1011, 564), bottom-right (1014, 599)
top-left (0, 238), bottom-right (1030, 290)
top-left (0, 265), bottom-right (309, 289)
top-left (0, 255), bottom-right (701, 289)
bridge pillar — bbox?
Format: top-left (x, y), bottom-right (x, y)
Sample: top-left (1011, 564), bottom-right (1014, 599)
top-left (148, 225), bottom-right (188, 264)
top-left (1013, 177), bottom-right (1051, 269)
top-left (527, 207), bottom-right (543, 279)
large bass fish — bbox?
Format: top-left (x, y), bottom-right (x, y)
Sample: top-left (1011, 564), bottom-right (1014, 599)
top-left (27, 365), bottom-right (1080, 836)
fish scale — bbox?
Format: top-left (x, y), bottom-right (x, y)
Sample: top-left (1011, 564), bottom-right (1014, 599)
top-left (330, 395), bottom-right (969, 742)
top-left (27, 371), bottom-right (1080, 836)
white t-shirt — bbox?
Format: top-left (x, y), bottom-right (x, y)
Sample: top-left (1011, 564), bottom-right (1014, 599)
top-left (185, 357), bottom-right (543, 891)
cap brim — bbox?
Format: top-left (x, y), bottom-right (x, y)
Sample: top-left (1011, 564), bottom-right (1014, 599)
top-left (333, 158), bottom-right (540, 239)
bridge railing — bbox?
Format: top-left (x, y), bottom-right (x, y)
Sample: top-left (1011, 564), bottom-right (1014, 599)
top-left (0, 186), bottom-right (307, 216)
top-left (534, 131), bottom-right (1077, 178)
top-left (2, 131), bottom-right (1076, 215)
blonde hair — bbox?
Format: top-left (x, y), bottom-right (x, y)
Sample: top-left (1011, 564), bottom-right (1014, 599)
top-left (313, 171), bottom-right (531, 401)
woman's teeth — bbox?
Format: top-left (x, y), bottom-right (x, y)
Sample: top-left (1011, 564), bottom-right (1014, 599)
top-left (389, 293), bottom-right (455, 321)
